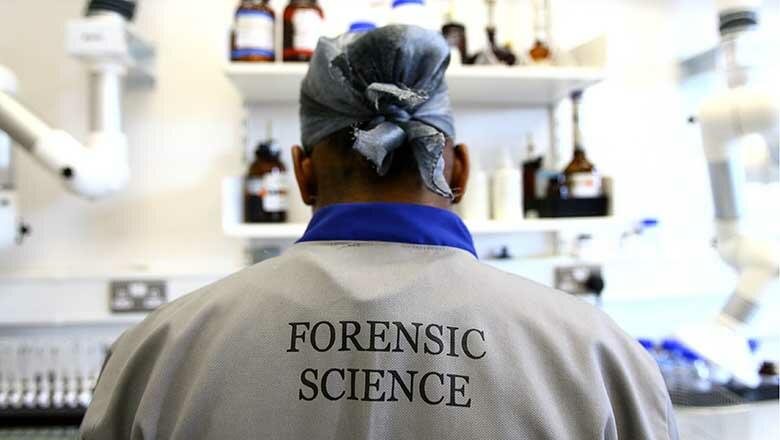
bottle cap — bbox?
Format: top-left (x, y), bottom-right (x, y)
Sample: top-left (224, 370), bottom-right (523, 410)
top-left (660, 338), bottom-right (681, 353)
top-left (640, 218), bottom-right (659, 228)
top-left (748, 338), bottom-right (760, 353)
top-left (392, 0), bottom-right (424, 7)
top-left (349, 21), bottom-right (377, 33)
top-left (680, 347), bottom-right (702, 362)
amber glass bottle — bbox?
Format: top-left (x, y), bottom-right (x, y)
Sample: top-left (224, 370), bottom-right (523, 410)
top-left (244, 140), bottom-right (288, 223)
top-left (283, 0), bottom-right (325, 62)
top-left (528, 0), bottom-right (552, 63)
top-left (563, 91), bottom-right (602, 198)
top-left (231, 0), bottom-right (276, 62)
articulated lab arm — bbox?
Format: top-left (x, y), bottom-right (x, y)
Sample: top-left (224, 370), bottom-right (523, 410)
top-left (0, 0), bottom-right (139, 200)
top-left (677, 0), bottom-right (779, 387)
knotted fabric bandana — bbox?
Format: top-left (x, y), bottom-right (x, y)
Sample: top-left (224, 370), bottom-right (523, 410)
top-left (300, 25), bottom-right (456, 198)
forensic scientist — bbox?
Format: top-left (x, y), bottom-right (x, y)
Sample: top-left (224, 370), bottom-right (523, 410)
top-left (81, 25), bottom-right (678, 439)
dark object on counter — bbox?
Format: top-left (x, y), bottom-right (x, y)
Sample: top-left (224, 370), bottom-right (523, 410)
top-left (545, 174), bottom-right (568, 200)
top-left (244, 140), bottom-right (288, 223)
top-left (86, 0), bottom-right (137, 21)
top-left (537, 195), bottom-right (609, 218)
top-left (494, 246), bottom-right (512, 259)
top-left (759, 361), bottom-right (779, 377)
top-left (0, 407), bottom-right (85, 428)
top-left (231, 0), bottom-right (276, 62)
top-left (283, 0), bottom-right (325, 62)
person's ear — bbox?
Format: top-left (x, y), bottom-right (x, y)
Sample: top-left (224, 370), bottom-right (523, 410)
top-left (292, 145), bottom-right (316, 206)
top-left (450, 143), bottom-right (470, 204)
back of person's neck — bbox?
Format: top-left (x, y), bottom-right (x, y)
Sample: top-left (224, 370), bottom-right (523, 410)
top-left (313, 193), bottom-right (451, 212)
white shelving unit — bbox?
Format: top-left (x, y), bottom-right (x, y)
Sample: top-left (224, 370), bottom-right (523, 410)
top-left (225, 63), bottom-right (605, 105)
top-left (222, 36), bottom-right (616, 245)
top-left (225, 35), bottom-right (606, 105)
top-left (221, 177), bottom-right (620, 240)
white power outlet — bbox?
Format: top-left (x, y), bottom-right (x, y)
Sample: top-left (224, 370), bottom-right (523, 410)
top-left (109, 280), bottom-right (167, 313)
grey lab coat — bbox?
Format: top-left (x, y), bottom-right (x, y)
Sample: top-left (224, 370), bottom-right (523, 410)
top-left (81, 242), bottom-right (678, 439)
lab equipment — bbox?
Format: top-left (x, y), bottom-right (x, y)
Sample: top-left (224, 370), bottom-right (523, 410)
top-left (0, 336), bottom-right (112, 429)
top-left (231, 0), bottom-right (276, 62)
top-left (676, 0), bottom-right (780, 388)
top-left (490, 149), bottom-right (522, 221)
top-left (0, 0), bottom-right (154, 248)
top-left (283, 0), bottom-right (325, 62)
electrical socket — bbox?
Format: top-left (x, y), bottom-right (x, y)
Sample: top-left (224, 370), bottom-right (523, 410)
top-left (109, 280), bottom-right (167, 313)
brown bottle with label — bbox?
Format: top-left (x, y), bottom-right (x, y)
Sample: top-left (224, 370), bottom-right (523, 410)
top-left (244, 140), bottom-right (288, 223)
top-left (231, 0), bottom-right (276, 62)
top-left (563, 91), bottom-right (602, 198)
top-left (283, 0), bottom-right (325, 62)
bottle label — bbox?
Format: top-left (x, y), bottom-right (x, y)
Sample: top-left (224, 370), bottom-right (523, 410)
top-left (292, 9), bottom-right (324, 52)
top-left (569, 172), bottom-right (602, 198)
top-left (247, 170), bottom-right (289, 213)
top-left (235, 10), bottom-right (274, 57)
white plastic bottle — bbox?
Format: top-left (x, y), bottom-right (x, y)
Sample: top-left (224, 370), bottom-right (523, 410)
top-left (456, 153), bottom-right (489, 222)
top-left (389, 0), bottom-right (432, 29)
top-left (491, 149), bottom-right (523, 221)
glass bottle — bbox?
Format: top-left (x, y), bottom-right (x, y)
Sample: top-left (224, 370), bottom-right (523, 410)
top-left (473, 0), bottom-right (516, 66)
top-left (563, 91), bottom-right (602, 198)
top-left (442, 1), bottom-right (467, 65)
top-left (522, 133), bottom-right (543, 214)
top-left (231, 0), bottom-right (276, 62)
top-left (529, 0), bottom-right (552, 64)
top-left (244, 139), bottom-right (288, 223)
top-left (283, 0), bottom-right (325, 62)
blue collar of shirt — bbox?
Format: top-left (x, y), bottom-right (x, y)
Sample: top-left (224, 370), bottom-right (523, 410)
top-left (297, 202), bottom-right (477, 258)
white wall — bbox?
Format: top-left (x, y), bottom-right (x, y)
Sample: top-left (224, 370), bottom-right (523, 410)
top-left (0, 0), bottom-right (778, 330)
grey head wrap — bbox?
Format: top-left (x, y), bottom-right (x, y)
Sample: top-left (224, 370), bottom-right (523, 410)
top-left (300, 25), bottom-right (456, 199)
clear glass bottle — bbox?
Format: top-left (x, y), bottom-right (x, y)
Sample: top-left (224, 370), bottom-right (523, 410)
top-left (563, 91), bottom-right (602, 198)
top-left (231, 0), bottom-right (276, 62)
top-left (283, 0), bottom-right (325, 62)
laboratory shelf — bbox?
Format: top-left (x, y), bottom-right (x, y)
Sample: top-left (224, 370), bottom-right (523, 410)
top-left (225, 62), bottom-right (606, 105)
top-left (221, 176), bottom-right (619, 240)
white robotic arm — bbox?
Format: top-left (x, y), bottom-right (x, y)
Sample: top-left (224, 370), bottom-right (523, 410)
top-left (0, 0), bottom-right (150, 247)
top-left (0, 65), bottom-right (129, 199)
top-left (677, 0), bottom-right (779, 387)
